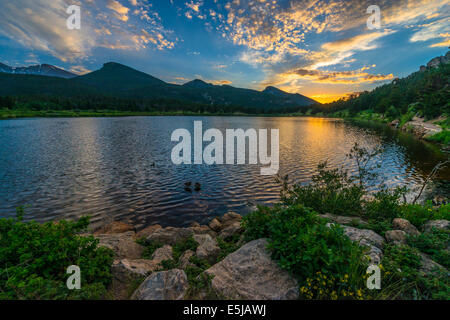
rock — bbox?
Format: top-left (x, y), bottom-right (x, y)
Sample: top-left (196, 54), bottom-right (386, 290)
top-left (136, 225), bottom-right (162, 239)
top-left (179, 250), bottom-right (195, 269)
top-left (204, 239), bottom-right (298, 300)
top-left (402, 120), bottom-right (442, 139)
top-left (190, 225), bottom-right (217, 238)
top-left (419, 253), bottom-right (447, 275)
top-left (131, 269), bottom-right (188, 300)
top-left (194, 234), bottom-right (220, 264)
top-left (147, 227), bottom-right (194, 245)
top-left (94, 221), bottom-right (134, 235)
top-left (190, 221), bottom-right (200, 227)
top-left (340, 225), bottom-right (385, 264)
top-left (319, 213), bottom-right (368, 227)
top-left (385, 230), bottom-right (407, 245)
top-left (218, 221), bottom-right (243, 240)
top-left (111, 259), bottom-right (159, 299)
top-left (209, 218), bottom-right (222, 232)
top-left (423, 220), bottom-right (450, 233)
top-left (218, 213), bottom-right (243, 231)
top-left (389, 119), bottom-right (399, 128)
top-left (151, 245), bottom-right (173, 263)
top-left (96, 231), bottom-right (144, 259)
top-left (393, 218), bottom-right (420, 236)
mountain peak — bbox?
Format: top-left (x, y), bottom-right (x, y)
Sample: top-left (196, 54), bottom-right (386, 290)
top-left (0, 62), bottom-right (75, 78)
top-left (183, 79), bottom-right (213, 88)
top-left (263, 86), bottom-right (286, 94)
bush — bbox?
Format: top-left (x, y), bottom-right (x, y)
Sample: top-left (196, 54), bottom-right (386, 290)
top-left (281, 162), bottom-right (365, 216)
top-left (407, 228), bottom-right (450, 269)
top-left (0, 209), bottom-right (113, 300)
top-left (380, 244), bottom-right (449, 300)
top-left (401, 202), bottom-right (450, 228)
top-left (243, 205), bottom-right (370, 299)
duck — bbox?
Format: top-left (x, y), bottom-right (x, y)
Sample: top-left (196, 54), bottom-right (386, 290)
top-left (194, 182), bottom-right (201, 191)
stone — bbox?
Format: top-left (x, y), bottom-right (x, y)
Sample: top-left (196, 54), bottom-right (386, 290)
top-left (94, 221), bottom-right (134, 235)
top-left (209, 218), bottom-right (222, 232)
top-left (179, 250), bottom-right (195, 269)
top-left (204, 239), bottom-right (298, 300)
top-left (341, 225), bottom-right (385, 264)
top-left (423, 220), bottom-right (450, 233)
top-left (385, 230), bottom-right (407, 245)
top-left (136, 224), bottom-right (162, 239)
top-left (190, 221), bottom-right (200, 227)
top-left (131, 269), bottom-right (188, 300)
top-left (419, 253), bottom-right (447, 275)
top-left (151, 245), bottom-right (173, 263)
top-left (147, 227), bottom-right (194, 245)
top-left (194, 234), bottom-right (220, 264)
top-left (95, 231), bottom-right (144, 259)
top-left (190, 225), bottom-right (217, 238)
top-left (218, 221), bottom-right (243, 240)
top-left (393, 218), bottom-right (420, 236)
top-left (111, 259), bottom-right (159, 299)
top-left (319, 213), bottom-right (368, 227)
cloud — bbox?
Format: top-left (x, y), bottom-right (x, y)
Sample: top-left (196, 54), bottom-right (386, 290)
top-left (106, 0), bottom-right (130, 21)
top-left (0, 0), bottom-right (178, 62)
top-left (0, 0), bottom-right (96, 61)
top-left (410, 18), bottom-right (450, 47)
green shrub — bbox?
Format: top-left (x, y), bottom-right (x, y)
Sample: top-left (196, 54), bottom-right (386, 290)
top-left (407, 228), bottom-right (450, 269)
top-left (282, 162), bottom-right (365, 216)
top-left (401, 202), bottom-right (450, 228)
top-left (364, 187), bottom-right (407, 222)
top-left (244, 205), bottom-right (370, 299)
top-left (380, 244), bottom-right (449, 300)
top-left (0, 210), bottom-right (113, 300)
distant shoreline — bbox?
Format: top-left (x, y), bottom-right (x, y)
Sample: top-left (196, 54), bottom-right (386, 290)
top-left (0, 109), bottom-right (339, 119)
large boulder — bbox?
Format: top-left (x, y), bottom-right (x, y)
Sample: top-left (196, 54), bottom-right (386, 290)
top-left (151, 245), bottom-right (173, 263)
top-left (95, 231), bottom-right (144, 259)
top-left (340, 225), bottom-right (385, 264)
top-left (384, 230), bottom-right (407, 245)
top-left (203, 239), bottom-right (298, 300)
top-left (136, 225), bottom-right (162, 239)
top-left (111, 259), bottom-right (159, 300)
top-left (94, 221), bottom-right (134, 235)
top-left (194, 234), bottom-right (220, 264)
top-left (131, 269), bottom-right (188, 300)
top-left (393, 218), bottom-right (420, 236)
top-left (423, 220), bottom-right (449, 233)
top-left (147, 227), bottom-right (194, 245)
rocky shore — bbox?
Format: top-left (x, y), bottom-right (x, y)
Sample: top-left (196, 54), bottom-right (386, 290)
top-left (87, 212), bottom-right (449, 300)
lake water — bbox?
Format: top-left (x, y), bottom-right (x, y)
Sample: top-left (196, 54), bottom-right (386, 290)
top-left (0, 116), bottom-right (448, 229)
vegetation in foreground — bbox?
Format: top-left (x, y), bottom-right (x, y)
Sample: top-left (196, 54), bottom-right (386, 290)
top-left (243, 143), bottom-right (449, 300)
top-left (0, 210), bottom-right (113, 300)
top-left (0, 143), bottom-right (448, 300)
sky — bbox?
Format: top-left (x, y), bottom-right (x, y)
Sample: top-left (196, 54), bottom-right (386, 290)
top-left (0, 0), bottom-right (449, 103)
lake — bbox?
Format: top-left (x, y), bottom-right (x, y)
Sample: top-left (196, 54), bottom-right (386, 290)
top-left (0, 116), bottom-right (448, 229)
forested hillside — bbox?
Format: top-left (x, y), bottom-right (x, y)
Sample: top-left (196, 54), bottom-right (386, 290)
top-left (320, 51), bottom-right (450, 120)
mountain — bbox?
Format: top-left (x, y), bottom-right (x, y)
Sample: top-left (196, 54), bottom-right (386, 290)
top-left (0, 63), bottom-right (76, 78)
top-left (263, 86), bottom-right (318, 106)
top-left (74, 62), bottom-right (165, 92)
top-left (0, 61), bottom-right (318, 112)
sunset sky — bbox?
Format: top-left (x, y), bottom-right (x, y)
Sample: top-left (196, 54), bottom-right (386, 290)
top-left (0, 0), bottom-right (449, 103)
